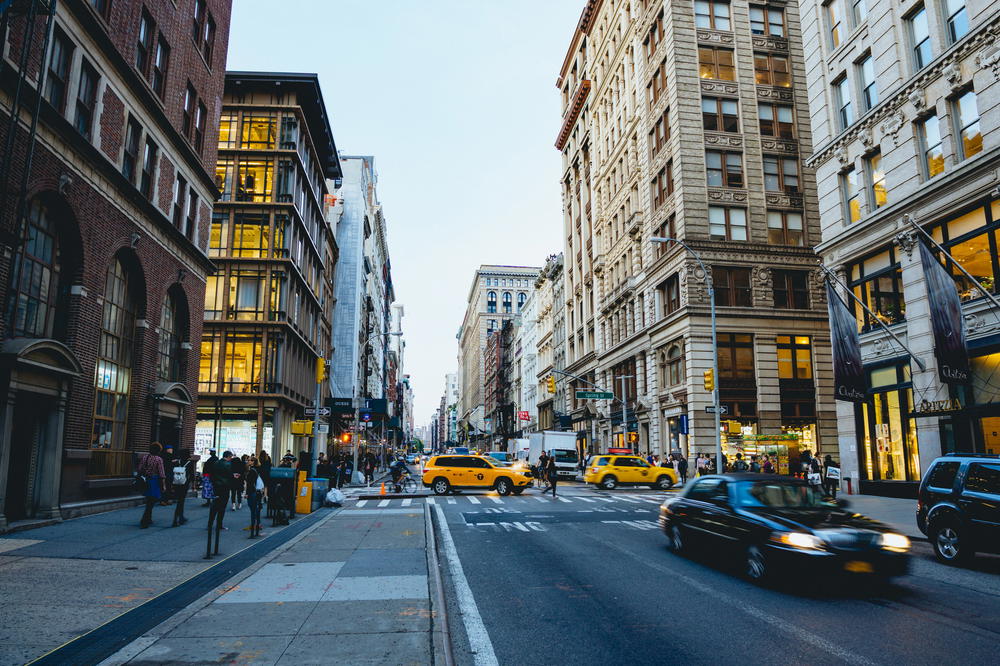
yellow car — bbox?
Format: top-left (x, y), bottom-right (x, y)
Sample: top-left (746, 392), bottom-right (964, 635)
top-left (584, 455), bottom-right (678, 490)
top-left (422, 455), bottom-right (533, 496)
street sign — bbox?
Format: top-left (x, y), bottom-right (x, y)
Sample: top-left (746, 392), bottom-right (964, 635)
top-left (518, 411), bottom-right (530, 421)
top-left (305, 407), bottom-right (331, 416)
top-left (576, 390), bottom-right (614, 400)
top-left (317, 423), bottom-right (330, 434)
top-left (325, 397), bottom-right (354, 414)
top-left (704, 405), bottom-right (729, 415)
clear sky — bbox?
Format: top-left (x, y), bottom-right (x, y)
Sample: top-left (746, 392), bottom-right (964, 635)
top-left (227, 0), bottom-right (583, 429)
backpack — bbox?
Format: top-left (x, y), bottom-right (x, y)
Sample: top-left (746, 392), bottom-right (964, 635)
top-left (733, 460), bottom-right (748, 472)
top-left (173, 464), bottom-right (187, 485)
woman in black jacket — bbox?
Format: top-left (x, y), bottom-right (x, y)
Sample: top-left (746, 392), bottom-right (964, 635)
top-left (171, 449), bottom-right (200, 527)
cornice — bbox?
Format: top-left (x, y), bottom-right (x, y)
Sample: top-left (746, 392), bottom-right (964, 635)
top-left (555, 79), bottom-right (593, 150)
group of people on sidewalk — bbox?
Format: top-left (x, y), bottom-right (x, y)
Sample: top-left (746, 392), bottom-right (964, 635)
top-left (689, 450), bottom-right (839, 498)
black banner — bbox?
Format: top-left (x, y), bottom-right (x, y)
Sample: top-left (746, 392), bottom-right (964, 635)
top-left (919, 241), bottom-right (970, 383)
top-left (826, 281), bottom-right (866, 402)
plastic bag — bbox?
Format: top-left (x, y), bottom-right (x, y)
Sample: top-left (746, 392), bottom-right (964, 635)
top-left (325, 488), bottom-right (345, 507)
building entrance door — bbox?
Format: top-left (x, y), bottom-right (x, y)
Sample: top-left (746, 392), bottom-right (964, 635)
top-left (5, 395), bottom-right (50, 522)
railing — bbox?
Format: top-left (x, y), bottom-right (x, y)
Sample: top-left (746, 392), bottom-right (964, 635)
top-left (87, 449), bottom-right (134, 478)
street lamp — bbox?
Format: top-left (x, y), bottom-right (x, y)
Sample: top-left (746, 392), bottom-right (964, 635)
top-left (352, 331), bottom-right (403, 484)
top-left (650, 237), bottom-right (724, 474)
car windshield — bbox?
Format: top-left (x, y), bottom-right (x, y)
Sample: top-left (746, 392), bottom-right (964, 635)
top-left (551, 450), bottom-right (578, 463)
top-left (489, 453), bottom-right (510, 462)
top-left (734, 481), bottom-right (835, 509)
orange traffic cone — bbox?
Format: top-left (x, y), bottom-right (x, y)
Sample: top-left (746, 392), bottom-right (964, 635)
top-left (380, 482), bottom-right (386, 495)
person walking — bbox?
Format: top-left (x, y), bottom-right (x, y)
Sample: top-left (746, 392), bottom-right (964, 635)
top-left (695, 453), bottom-right (707, 477)
top-left (158, 444), bottom-right (175, 506)
top-left (677, 455), bottom-right (689, 484)
top-left (137, 443), bottom-right (167, 528)
top-left (259, 451), bottom-right (272, 503)
top-left (246, 457), bottom-right (264, 537)
top-left (823, 454), bottom-right (840, 499)
top-left (230, 453), bottom-right (246, 511)
top-left (171, 448), bottom-right (199, 527)
top-left (543, 455), bottom-right (559, 497)
top-left (749, 455), bottom-right (761, 473)
top-left (761, 454), bottom-right (774, 474)
top-left (807, 455), bottom-right (824, 492)
top-left (732, 453), bottom-right (749, 472)
top-left (201, 451), bottom-right (218, 506)
top-left (211, 452), bottom-right (234, 532)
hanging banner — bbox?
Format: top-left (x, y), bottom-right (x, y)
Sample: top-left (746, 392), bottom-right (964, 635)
top-left (826, 281), bottom-right (866, 402)
top-left (919, 241), bottom-right (970, 383)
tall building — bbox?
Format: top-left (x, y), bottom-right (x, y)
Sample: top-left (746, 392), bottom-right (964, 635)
top-left (555, 0), bottom-right (836, 461)
top-left (515, 286), bottom-right (540, 433)
top-left (800, 0), bottom-right (1000, 496)
top-left (536, 254), bottom-right (567, 430)
top-left (0, 0), bottom-right (231, 528)
top-left (457, 264), bottom-right (540, 442)
top-left (197, 72), bottom-right (341, 460)
top-left (444, 371), bottom-right (459, 441)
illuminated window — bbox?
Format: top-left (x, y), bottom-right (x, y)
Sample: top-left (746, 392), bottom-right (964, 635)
top-left (919, 114), bottom-right (944, 179)
top-left (222, 334), bottom-right (263, 393)
top-left (767, 211), bottom-right (804, 246)
top-left (92, 257), bottom-right (138, 451)
top-left (6, 200), bottom-right (65, 338)
top-left (952, 90), bottom-right (982, 160)
top-left (754, 54), bottom-right (791, 87)
top-left (218, 111), bottom-right (236, 148)
top-left (866, 150), bottom-right (886, 209)
top-left (849, 247), bottom-right (905, 331)
top-left (698, 47), bottom-right (736, 81)
top-left (231, 211), bottom-right (271, 258)
top-left (841, 167), bottom-right (861, 224)
top-left (241, 115), bottom-right (277, 149)
top-left (825, 1), bottom-right (842, 48)
top-left (777, 335), bottom-right (812, 379)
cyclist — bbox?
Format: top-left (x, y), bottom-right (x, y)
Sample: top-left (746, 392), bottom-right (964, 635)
top-left (390, 457), bottom-right (411, 492)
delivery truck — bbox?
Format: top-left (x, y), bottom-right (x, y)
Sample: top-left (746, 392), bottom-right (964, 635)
top-left (520, 431), bottom-right (580, 479)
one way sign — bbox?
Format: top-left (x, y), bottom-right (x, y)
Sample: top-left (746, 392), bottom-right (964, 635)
top-left (305, 407), bottom-right (331, 417)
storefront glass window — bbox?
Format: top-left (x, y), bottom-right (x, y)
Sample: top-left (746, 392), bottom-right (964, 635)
top-left (195, 407), bottom-right (274, 459)
top-left (860, 364), bottom-right (919, 481)
top-left (930, 204), bottom-right (998, 302)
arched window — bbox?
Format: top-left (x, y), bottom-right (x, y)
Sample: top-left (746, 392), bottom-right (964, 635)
top-left (517, 292), bottom-right (527, 311)
top-left (503, 292), bottom-right (512, 313)
top-left (667, 344), bottom-right (683, 386)
top-left (158, 291), bottom-right (182, 381)
top-left (6, 199), bottom-right (65, 338)
top-left (93, 257), bottom-right (139, 451)
top-left (486, 291), bottom-right (497, 314)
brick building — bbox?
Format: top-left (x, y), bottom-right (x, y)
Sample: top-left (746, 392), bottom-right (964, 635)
top-left (0, 0), bottom-right (231, 529)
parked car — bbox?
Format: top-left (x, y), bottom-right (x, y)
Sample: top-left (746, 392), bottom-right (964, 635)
top-left (659, 475), bottom-right (911, 583)
top-left (917, 453), bottom-right (1000, 565)
top-left (584, 455), bottom-right (677, 490)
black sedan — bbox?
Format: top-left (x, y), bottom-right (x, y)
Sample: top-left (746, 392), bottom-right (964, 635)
top-left (659, 474), bottom-right (911, 583)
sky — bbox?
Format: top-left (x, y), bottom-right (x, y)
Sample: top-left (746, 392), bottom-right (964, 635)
top-left (227, 0), bottom-right (583, 428)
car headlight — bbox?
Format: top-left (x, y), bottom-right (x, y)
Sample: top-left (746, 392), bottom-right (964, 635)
top-left (773, 532), bottom-right (825, 550)
top-left (879, 532), bottom-right (910, 552)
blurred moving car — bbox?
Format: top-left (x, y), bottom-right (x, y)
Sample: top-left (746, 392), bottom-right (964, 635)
top-left (422, 454), bottom-right (533, 495)
top-left (486, 451), bottom-right (513, 466)
top-left (584, 455), bottom-right (677, 490)
top-left (917, 453), bottom-right (1000, 565)
top-left (659, 475), bottom-right (911, 583)
top-left (405, 454), bottom-right (417, 464)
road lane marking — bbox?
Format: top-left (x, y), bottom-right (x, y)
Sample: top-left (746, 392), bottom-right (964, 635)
top-left (575, 497), bottom-right (596, 503)
top-left (377, 499), bottom-right (390, 507)
top-left (447, 497), bottom-right (457, 504)
top-left (595, 497), bottom-right (616, 502)
top-left (434, 505), bottom-right (499, 666)
top-left (556, 497), bottom-right (572, 503)
top-left (616, 496), bottom-right (642, 503)
top-left (356, 500), bottom-right (368, 507)
top-left (486, 496), bottom-right (502, 504)
top-left (467, 497), bottom-right (481, 504)
top-left (532, 496), bottom-right (548, 502)
top-left (401, 498), bottom-right (412, 507)
top-left (426, 497), bottom-right (436, 505)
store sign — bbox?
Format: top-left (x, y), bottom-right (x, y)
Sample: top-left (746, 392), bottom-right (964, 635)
top-left (911, 398), bottom-right (963, 416)
top-left (826, 282), bottom-right (867, 402)
top-left (920, 242), bottom-right (970, 383)
top-left (518, 411), bottom-right (530, 421)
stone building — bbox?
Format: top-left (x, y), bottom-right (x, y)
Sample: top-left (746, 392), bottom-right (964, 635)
top-left (555, 0), bottom-right (836, 462)
top-left (536, 253), bottom-right (567, 430)
top-left (197, 71), bottom-right (341, 461)
top-left (0, 0), bottom-right (231, 528)
top-left (801, 0), bottom-right (1000, 495)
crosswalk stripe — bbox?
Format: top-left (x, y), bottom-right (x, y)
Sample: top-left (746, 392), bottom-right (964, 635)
top-left (447, 497), bottom-right (456, 504)
top-left (630, 497), bottom-right (661, 504)
top-left (556, 496), bottom-right (572, 503)
top-left (486, 496), bottom-right (502, 504)
top-left (467, 497), bottom-right (480, 504)
top-left (595, 497), bottom-right (616, 503)
top-left (377, 499), bottom-right (390, 507)
top-left (356, 500), bottom-right (368, 507)
top-left (402, 498), bottom-right (412, 507)
top-left (616, 496), bottom-right (642, 503)
top-left (532, 496), bottom-right (548, 502)
top-left (575, 497), bottom-right (596, 503)
top-left (426, 497), bottom-right (436, 505)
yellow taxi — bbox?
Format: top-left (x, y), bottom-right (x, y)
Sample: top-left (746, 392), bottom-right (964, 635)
top-left (584, 455), bottom-right (678, 490)
top-left (422, 455), bottom-right (533, 496)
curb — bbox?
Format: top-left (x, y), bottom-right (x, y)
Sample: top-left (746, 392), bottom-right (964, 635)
top-left (425, 503), bottom-right (455, 666)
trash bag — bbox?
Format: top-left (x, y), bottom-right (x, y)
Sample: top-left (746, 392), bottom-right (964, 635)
top-left (325, 488), bottom-right (345, 507)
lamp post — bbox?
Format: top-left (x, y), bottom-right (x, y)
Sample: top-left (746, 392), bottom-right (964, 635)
top-left (353, 331), bottom-right (402, 484)
top-left (650, 237), bottom-right (723, 474)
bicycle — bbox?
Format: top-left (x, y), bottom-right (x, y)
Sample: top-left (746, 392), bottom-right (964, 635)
top-left (392, 470), bottom-right (418, 494)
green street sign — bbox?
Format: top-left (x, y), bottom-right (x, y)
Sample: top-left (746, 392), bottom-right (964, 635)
top-left (576, 390), bottom-right (614, 400)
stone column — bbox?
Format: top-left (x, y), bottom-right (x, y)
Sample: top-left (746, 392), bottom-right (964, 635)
top-left (0, 388), bottom-right (17, 530)
top-left (35, 395), bottom-right (67, 521)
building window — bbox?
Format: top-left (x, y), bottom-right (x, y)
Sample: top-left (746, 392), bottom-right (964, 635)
top-left (750, 5), bottom-right (785, 36)
top-left (706, 151), bottom-right (744, 188)
top-left (841, 167), bottom-right (861, 224)
top-left (186, 189), bottom-right (198, 241)
top-left (241, 115), bottom-right (277, 149)
top-left (152, 35), bottom-right (169, 98)
top-left (91, 0), bottom-right (112, 19)
top-left (909, 6), bottom-right (932, 70)
top-left (952, 90), bottom-right (982, 160)
top-left (773, 270), bottom-right (809, 309)
top-left (758, 103), bottom-right (794, 138)
top-left (229, 210), bottom-right (273, 258)
top-left (767, 211), bottom-right (804, 246)
top-left (717, 333), bottom-right (754, 379)
top-left (825, 1), bottom-right (843, 48)
top-left (930, 203), bottom-right (1000, 303)
top-left (860, 364), bottom-right (918, 481)
top-left (763, 156), bottom-right (799, 193)
top-left (695, 1), bottom-right (731, 30)
top-left (503, 292), bottom-right (513, 314)
top-left (74, 60), bottom-right (99, 140)
top-left (5, 200), bottom-right (65, 339)
top-left (221, 334), bottom-right (263, 393)
top-left (857, 54), bottom-right (878, 111)
top-left (488, 319), bottom-right (497, 333)
top-left (195, 101), bottom-right (207, 153)
top-left (835, 75), bottom-right (853, 130)
top-left (136, 10), bottom-right (154, 74)
top-left (158, 292), bottom-right (182, 381)
top-left (487, 291), bottom-right (497, 313)
top-left (140, 136), bottom-right (158, 200)
top-left (714, 267), bottom-right (752, 306)
top-left (943, 0), bottom-right (968, 44)
top-left (649, 107), bottom-right (670, 157)
top-left (657, 274), bottom-right (680, 318)
top-left (777, 335), bottom-right (812, 379)
top-left (702, 96), bottom-right (738, 133)
top-left (218, 111), bottom-right (236, 149)
top-left (92, 257), bottom-right (138, 452)
top-left (849, 247), bottom-right (905, 331)
top-left (754, 54), bottom-right (791, 87)
top-left (517, 292), bottom-right (527, 311)
top-left (216, 158), bottom-right (274, 203)
top-left (648, 59), bottom-right (668, 108)
top-left (172, 174), bottom-right (187, 230)
top-left (643, 10), bottom-right (665, 61)
top-left (866, 150), bottom-right (886, 209)
top-left (122, 116), bottom-right (141, 184)
top-left (698, 47), bottom-right (736, 81)
top-left (918, 114), bottom-right (944, 179)
top-left (709, 206), bottom-right (747, 241)
top-left (666, 344), bottom-right (683, 385)
top-left (181, 83), bottom-right (196, 138)
top-left (650, 162), bottom-right (673, 209)
top-left (193, 0), bottom-right (216, 62)
top-left (44, 29), bottom-right (73, 112)
top-left (851, 0), bottom-right (867, 25)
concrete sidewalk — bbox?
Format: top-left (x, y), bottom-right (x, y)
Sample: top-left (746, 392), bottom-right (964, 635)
top-left (843, 494), bottom-right (921, 538)
top-left (103, 503), bottom-right (437, 664)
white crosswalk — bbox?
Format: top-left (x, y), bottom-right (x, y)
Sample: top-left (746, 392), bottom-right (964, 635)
top-left (341, 492), bottom-right (673, 510)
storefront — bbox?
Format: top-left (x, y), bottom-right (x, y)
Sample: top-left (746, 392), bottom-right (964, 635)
top-left (856, 362), bottom-right (920, 496)
top-left (195, 405), bottom-right (276, 460)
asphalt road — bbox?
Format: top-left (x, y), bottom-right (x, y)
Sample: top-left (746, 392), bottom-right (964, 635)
top-left (436, 483), bottom-right (1000, 666)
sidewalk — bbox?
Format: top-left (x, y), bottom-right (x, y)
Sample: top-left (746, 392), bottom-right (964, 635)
top-left (102, 501), bottom-right (437, 664)
top-left (843, 493), bottom-right (921, 538)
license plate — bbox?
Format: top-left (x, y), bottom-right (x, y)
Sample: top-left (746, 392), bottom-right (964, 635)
top-left (844, 560), bottom-right (874, 573)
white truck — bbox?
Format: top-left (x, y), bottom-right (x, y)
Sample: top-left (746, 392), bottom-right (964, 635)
top-left (521, 431), bottom-right (580, 479)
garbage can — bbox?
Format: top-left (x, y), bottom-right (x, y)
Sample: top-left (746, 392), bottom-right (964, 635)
top-left (309, 477), bottom-right (329, 510)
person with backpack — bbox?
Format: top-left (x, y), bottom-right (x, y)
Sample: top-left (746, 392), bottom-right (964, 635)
top-left (246, 457), bottom-right (264, 537)
top-left (137, 443), bottom-right (167, 528)
top-left (171, 448), bottom-right (199, 527)
top-left (749, 455), bottom-right (761, 473)
top-left (732, 452), bottom-right (749, 472)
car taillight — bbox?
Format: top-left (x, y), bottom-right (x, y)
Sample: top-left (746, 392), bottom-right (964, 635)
top-left (590, 468), bottom-right (598, 474)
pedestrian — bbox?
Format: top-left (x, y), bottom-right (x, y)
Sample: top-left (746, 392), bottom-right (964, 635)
top-left (543, 454), bottom-right (559, 497)
top-left (171, 448), bottom-right (199, 527)
top-left (646, 453), bottom-right (655, 466)
top-left (762, 454), bottom-right (774, 474)
top-left (537, 451), bottom-right (550, 490)
top-left (212, 452), bottom-right (234, 531)
top-left (695, 453), bottom-right (706, 477)
top-left (677, 455), bottom-right (688, 484)
top-left (732, 453), bottom-right (748, 472)
top-left (823, 454), bottom-right (840, 498)
top-left (749, 455), bottom-right (761, 473)
top-left (363, 455), bottom-right (375, 486)
top-left (138, 443), bottom-right (167, 528)
top-left (230, 453), bottom-right (246, 511)
top-left (158, 444), bottom-right (175, 506)
top-left (201, 450), bottom-right (218, 506)
top-left (259, 451), bottom-right (272, 503)
top-left (246, 457), bottom-right (264, 537)
top-left (807, 455), bottom-right (824, 491)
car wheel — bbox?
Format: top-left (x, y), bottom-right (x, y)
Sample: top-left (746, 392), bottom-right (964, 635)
top-left (495, 478), bottom-right (512, 496)
top-left (655, 475), bottom-right (673, 490)
top-left (667, 524), bottom-right (684, 553)
top-left (512, 488), bottom-right (524, 495)
top-left (432, 478), bottom-right (451, 496)
top-left (601, 475), bottom-right (618, 490)
top-left (745, 544), bottom-right (768, 582)
top-left (932, 521), bottom-right (972, 565)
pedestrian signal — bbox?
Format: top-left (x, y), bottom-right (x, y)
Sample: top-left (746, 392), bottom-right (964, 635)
top-left (703, 369), bottom-right (715, 392)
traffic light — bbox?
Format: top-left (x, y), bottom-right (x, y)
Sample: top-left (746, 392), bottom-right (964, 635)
top-left (315, 357), bottom-right (327, 383)
top-left (703, 369), bottom-right (715, 392)
top-left (340, 433), bottom-right (351, 444)
top-left (291, 420), bottom-right (313, 436)
top-left (547, 375), bottom-right (556, 393)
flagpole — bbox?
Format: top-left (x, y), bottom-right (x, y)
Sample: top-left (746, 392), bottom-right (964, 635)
top-left (819, 265), bottom-right (926, 371)
top-left (905, 215), bottom-right (1000, 315)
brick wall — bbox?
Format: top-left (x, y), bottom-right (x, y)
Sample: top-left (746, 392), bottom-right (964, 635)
top-left (99, 86), bottom-right (124, 161)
